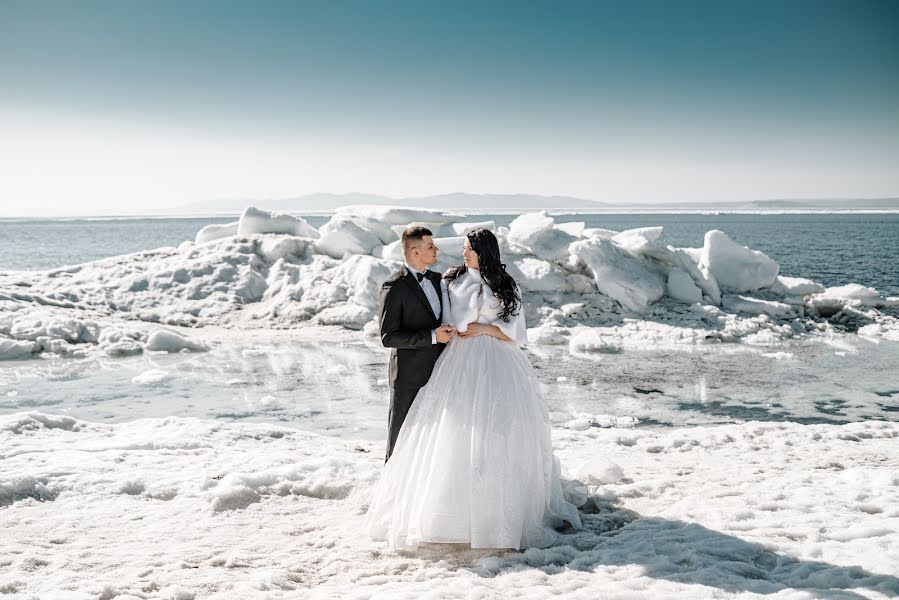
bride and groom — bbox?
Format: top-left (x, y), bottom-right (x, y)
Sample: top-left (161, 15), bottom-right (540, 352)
top-left (367, 225), bottom-right (582, 550)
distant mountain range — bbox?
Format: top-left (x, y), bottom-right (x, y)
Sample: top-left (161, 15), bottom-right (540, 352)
top-left (163, 193), bottom-right (899, 216)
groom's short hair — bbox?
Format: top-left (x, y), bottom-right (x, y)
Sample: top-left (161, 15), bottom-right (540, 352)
top-left (401, 226), bottom-right (433, 254)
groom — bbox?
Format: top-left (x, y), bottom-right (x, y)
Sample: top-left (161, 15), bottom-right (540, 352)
top-left (379, 226), bottom-right (455, 462)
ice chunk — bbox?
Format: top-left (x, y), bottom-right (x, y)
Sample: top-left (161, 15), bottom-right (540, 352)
top-left (314, 215), bottom-right (382, 259)
top-left (314, 303), bottom-right (373, 329)
top-left (722, 294), bottom-right (799, 318)
top-left (612, 227), bottom-right (663, 253)
top-left (817, 284), bottom-right (884, 306)
top-left (451, 221), bottom-right (497, 236)
top-left (258, 236), bottom-right (309, 264)
top-left (372, 240), bottom-right (404, 262)
top-left (582, 227), bottom-right (619, 239)
top-left (671, 248), bottom-right (721, 305)
top-left (195, 221), bottom-right (238, 244)
top-left (339, 216), bottom-right (398, 244)
top-left (0, 338), bottom-right (39, 360)
top-left (329, 255), bottom-right (395, 311)
top-left (666, 268), bottom-right (703, 304)
top-left (858, 322), bottom-right (899, 341)
top-left (237, 207), bottom-right (320, 239)
top-left (144, 328), bottom-right (209, 353)
top-left (528, 323), bottom-right (569, 345)
top-left (508, 211), bottom-right (553, 247)
top-left (575, 456), bottom-right (625, 486)
top-left (699, 230), bottom-right (779, 292)
top-left (569, 237), bottom-right (665, 312)
top-left (554, 221), bottom-right (585, 236)
top-left (768, 276), bottom-right (825, 297)
top-left (388, 222), bottom-right (456, 239)
top-left (431, 236), bottom-right (467, 273)
top-left (505, 257), bottom-right (570, 292)
top-left (507, 212), bottom-right (577, 261)
top-left (131, 369), bottom-right (171, 385)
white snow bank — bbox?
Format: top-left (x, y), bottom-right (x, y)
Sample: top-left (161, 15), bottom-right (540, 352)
top-left (237, 206), bottom-right (320, 239)
top-left (2, 411), bottom-right (898, 598)
top-left (699, 230), bottom-right (779, 292)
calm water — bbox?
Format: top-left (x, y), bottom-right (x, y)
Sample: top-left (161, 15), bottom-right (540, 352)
top-left (1, 213), bottom-right (897, 295)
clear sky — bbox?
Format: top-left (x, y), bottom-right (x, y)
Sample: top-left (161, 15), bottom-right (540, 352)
top-left (1, 0), bottom-right (898, 216)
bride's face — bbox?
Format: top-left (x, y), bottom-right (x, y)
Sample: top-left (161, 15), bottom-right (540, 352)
top-left (462, 239), bottom-right (479, 269)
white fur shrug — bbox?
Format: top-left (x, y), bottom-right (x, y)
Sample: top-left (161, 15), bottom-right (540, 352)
top-left (441, 268), bottom-right (528, 347)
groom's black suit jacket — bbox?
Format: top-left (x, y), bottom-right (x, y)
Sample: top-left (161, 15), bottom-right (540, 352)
top-left (379, 266), bottom-right (445, 461)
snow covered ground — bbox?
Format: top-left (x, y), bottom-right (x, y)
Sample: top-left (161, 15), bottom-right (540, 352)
top-left (2, 206), bottom-right (899, 598)
top-left (1, 412), bottom-right (897, 599)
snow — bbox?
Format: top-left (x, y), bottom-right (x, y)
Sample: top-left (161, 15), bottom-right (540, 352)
top-left (699, 230), bottom-right (780, 292)
top-left (1, 411), bottom-right (897, 598)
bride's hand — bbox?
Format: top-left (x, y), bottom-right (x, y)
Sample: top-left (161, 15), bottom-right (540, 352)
top-left (458, 323), bottom-right (488, 338)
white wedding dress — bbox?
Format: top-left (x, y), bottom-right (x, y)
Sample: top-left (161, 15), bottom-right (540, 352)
top-left (368, 268), bottom-right (582, 550)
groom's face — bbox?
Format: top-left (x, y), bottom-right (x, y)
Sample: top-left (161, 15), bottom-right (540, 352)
top-left (412, 235), bottom-right (439, 266)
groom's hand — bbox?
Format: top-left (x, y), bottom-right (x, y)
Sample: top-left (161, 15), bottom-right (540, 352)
top-left (436, 325), bottom-right (456, 343)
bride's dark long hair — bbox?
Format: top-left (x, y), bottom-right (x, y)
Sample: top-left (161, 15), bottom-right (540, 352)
top-left (444, 228), bottom-right (521, 322)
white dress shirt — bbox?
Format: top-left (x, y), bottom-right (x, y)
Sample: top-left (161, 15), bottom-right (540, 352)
top-left (405, 263), bottom-right (441, 344)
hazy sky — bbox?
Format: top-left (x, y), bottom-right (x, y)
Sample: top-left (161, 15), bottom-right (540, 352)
top-left (1, 0), bottom-right (898, 216)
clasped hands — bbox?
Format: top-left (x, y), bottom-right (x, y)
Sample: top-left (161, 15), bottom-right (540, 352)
top-left (437, 322), bottom-right (492, 343)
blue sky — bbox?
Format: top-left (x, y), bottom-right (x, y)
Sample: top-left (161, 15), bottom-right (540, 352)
top-left (1, 0), bottom-right (898, 215)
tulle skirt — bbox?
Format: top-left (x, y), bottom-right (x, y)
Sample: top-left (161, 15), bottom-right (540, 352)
top-left (368, 333), bottom-right (582, 550)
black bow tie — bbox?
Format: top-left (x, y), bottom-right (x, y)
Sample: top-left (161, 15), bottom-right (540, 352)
top-left (415, 271), bottom-right (427, 282)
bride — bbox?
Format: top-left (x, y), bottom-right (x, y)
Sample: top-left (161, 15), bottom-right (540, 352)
top-left (368, 228), bottom-right (582, 550)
